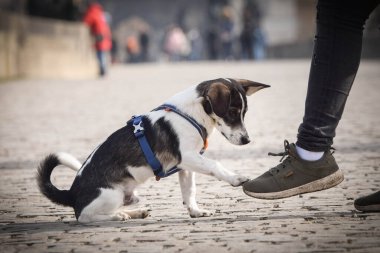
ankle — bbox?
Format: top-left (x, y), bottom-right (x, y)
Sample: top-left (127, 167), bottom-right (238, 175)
top-left (295, 145), bottom-right (324, 161)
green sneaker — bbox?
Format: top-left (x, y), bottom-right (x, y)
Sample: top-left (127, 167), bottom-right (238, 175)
top-left (243, 140), bottom-right (344, 199)
top-left (354, 191), bottom-right (380, 212)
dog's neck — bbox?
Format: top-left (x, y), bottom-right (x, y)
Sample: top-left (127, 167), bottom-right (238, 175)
top-left (165, 86), bottom-right (216, 136)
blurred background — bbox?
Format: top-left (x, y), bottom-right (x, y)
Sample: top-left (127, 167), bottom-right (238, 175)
top-left (1, 0), bottom-right (379, 79)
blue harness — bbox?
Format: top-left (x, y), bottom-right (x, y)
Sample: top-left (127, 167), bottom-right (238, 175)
top-left (127, 104), bottom-right (208, 180)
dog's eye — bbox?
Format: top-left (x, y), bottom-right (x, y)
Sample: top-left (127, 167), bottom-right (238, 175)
top-left (229, 108), bottom-right (240, 118)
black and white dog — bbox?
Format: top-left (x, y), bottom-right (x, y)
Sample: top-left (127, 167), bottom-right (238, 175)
top-left (37, 78), bottom-right (269, 223)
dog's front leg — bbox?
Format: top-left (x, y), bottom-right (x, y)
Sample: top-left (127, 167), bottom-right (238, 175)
top-left (178, 170), bottom-right (213, 218)
top-left (180, 153), bottom-right (248, 187)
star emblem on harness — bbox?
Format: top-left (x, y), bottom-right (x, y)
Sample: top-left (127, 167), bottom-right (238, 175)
top-left (133, 121), bottom-right (144, 134)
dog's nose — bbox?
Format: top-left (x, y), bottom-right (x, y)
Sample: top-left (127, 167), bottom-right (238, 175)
top-left (240, 136), bottom-right (250, 145)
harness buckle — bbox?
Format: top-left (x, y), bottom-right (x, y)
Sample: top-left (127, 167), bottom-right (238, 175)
top-left (130, 116), bottom-right (145, 138)
top-left (133, 121), bottom-right (145, 137)
top-left (127, 104), bottom-right (208, 181)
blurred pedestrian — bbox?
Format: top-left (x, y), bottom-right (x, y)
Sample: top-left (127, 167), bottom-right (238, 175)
top-left (125, 35), bottom-right (141, 63)
top-left (111, 37), bottom-right (118, 64)
top-left (163, 25), bottom-right (190, 61)
top-left (187, 28), bottom-right (203, 61)
top-left (206, 26), bottom-right (219, 60)
top-left (220, 6), bottom-right (234, 60)
top-left (243, 0), bottom-right (380, 212)
top-left (240, 7), bottom-right (254, 60)
top-left (139, 29), bottom-right (150, 62)
top-left (240, 0), bottom-right (266, 60)
top-left (83, 1), bottom-right (112, 76)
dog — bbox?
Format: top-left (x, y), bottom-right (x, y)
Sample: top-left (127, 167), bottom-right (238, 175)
top-left (37, 78), bottom-right (269, 223)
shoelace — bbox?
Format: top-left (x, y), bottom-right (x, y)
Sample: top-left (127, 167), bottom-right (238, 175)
top-left (267, 140), bottom-right (293, 174)
top-left (268, 140), bottom-right (291, 162)
top-left (268, 140), bottom-right (336, 175)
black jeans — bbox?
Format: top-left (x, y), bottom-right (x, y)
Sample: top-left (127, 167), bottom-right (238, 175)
top-left (297, 0), bottom-right (379, 152)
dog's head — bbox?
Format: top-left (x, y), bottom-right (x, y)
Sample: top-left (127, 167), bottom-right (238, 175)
top-left (197, 78), bottom-right (269, 145)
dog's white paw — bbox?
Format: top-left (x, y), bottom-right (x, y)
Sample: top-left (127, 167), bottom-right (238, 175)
top-left (230, 175), bottom-right (249, 187)
top-left (189, 208), bottom-right (213, 218)
top-left (134, 209), bottom-right (150, 219)
top-left (117, 208), bottom-right (150, 219)
top-left (113, 211), bottom-right (132, 221)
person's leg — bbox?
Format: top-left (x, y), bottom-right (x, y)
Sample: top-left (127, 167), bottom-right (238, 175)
top-left (96, 50), bottom-right (107, 76)
top-left (297, 0), bottom-right (380, 152)
top-left (243, 0), bottom-right (379, 199)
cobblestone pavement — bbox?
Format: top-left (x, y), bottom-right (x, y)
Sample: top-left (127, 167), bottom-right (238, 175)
top-left (0, 61), bottom-right (379, 253)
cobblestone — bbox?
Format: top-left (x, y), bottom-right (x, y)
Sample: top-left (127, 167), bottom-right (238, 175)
top-left (0, 61), bottom-right (379, 252)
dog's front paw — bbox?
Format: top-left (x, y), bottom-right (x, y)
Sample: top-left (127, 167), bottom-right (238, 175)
top-left (189, 208), bottom-right (213, 218)
top-left (230, 175), bottom-right (249, 187)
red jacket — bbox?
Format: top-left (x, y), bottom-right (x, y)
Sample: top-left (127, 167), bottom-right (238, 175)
top-left (83, 3), bottom-right (112, 51)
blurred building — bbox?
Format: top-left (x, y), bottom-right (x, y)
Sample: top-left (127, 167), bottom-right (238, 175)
top-left (1, 0), bottom-right (379, 79)
top-left (0, 0), bottom-right (97, 80)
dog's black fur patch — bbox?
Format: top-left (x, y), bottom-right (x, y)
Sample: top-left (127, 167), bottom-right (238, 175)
top-left (38, 116), bottom-right (182, 219)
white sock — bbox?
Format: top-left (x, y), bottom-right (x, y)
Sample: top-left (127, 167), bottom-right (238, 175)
top-left (296, 145), bottom-right (324, 161)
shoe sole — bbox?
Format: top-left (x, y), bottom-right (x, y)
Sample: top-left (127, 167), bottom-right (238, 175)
top-left (354, 204), bottom-right (380, 212)
top-left (243, 169), bottom-right (344, 200)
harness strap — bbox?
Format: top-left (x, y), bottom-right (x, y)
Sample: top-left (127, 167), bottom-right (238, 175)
top-left (130, 116), bottom-right (161, 172)
top-left (128, 104), bottom-right (208, 180)
top-left (154, 104), bottom-right (208, 153)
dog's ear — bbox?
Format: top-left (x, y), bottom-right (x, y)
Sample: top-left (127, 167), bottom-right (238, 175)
top-left (206, 82), bottom-right (231, 117)
top-left (234, 79), bottom-right (270, 96)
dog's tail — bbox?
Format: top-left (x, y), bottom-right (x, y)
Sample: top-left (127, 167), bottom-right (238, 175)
top-left (36, 153), bottom-right (82, 207)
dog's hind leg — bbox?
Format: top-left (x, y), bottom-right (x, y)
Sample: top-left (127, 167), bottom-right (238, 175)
top-left (78, 187), bottom-right (150, 223)
top-left (178, 170), bottom-right (213, 218)
top-left (78, 188), bottom-right (131, 223)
